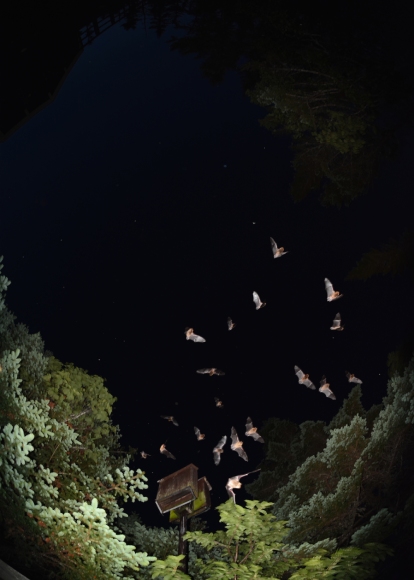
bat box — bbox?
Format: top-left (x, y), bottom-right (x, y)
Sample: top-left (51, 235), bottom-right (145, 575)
top-left (156, 464), bottom-right (199, 514)
top-left (169, 476), bottom-right (212, 522)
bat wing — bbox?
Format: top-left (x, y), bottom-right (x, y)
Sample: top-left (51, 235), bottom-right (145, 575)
top-left (245, 417), bottom-right (254, 432)
top-left (197, 368), bottom-right (211, 374)
top-left (215, 369), bottom-right (225, 376)
top-left (270, 237), bottom-right (278, 257)
top-left (235, 446), bottom-right (248, 461)
top-left (253, 291), bottom-right (261, 309)
top-left (324, 278), bottom-right (334, 298)
top-left (231, 427), bottom-right (239, 445)
top-left (319, 386), bottom-right (336, 400)
top-left (304, 379), bottom-right (316, 390)
top-left (162, 447), bottom-right (176, 459)
top-left (194, 426), bottom-right (201, 438)
top-left (294, 366), bottom-right (304, 380)
top-left (331, 313), bottom-right (341, 328)
top-left (237, 469), bottom-right (261, 480)
top-left (226, 484), bottom-right (236, 501)
top-left (190, 333), bottom-right (206, 342)
top-left (216, 435), bottom-right (227, 449)
top-left (172, 417), bottom-right (179, 426)
top-left (227, 317), bottom-right (233, 330)
top-left (251, 432), bottom-right (264, 443)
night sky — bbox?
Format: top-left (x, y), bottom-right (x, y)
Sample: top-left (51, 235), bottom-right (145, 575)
top-left (1, 2), bottom-right (414, 530)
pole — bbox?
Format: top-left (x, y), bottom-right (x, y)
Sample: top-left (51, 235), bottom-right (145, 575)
top-left (178, 510), bottom-right (189, 574)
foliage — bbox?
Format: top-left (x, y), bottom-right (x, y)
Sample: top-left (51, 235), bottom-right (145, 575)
top-left (168, 2), bottom-right (410, 207)
top-left (387, 334), bottom-right (414, 379)
top-left (0, 257), bottom-right (154, 579)
top-left (245, 418), bottom-right (328, 503)
top-left (151, 499), bottom-right (392, 579)
top-left (114, 513), bottom-right (179, 580)
top-left (114, 512), bottom-right (224, 580)
top-left (346, 231), bottom-right (414, 281)
top-left (247, 359), bottom-right (414, 567)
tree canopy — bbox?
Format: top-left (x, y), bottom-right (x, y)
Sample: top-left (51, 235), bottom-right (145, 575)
top-left (168, 0), bottom-right (411, 207)
top-left (151, 499), bottom-right (392, 580)
top-left (0, 256), bottom-right (154, 579)
top-left (246, 359), bottom-right (414, 576)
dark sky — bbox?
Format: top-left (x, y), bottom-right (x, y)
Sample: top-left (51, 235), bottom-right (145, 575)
top-left (1, 4), bottom-right (413, 530)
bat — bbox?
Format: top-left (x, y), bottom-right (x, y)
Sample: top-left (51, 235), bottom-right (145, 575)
top-left (213, 435), bottom-right (227, 465)
top-left (197, 368), bottom-right (225, 376)
top-left (245, 417), bottom-right (264, 442)
top-left (319, 376), bottom-right (336, 400)
top-left (253, 291), bottom-right (266, 310)
top-left (230, 427), bottom-right (248, 461)
top-left (160, 443), bottom-right (176, 459)
top-left (161, 415), bottom-right (179, 426)
top-left (324, 278), bottom-right (343, 302)
top-left (346, 371), bottom-right (363, 384)
top-left (270, 237), bottom-right (288, 258)
top-left (185, 328), bottom-right (206, 342)
top-left (294, 366), bottom-right (316, 389)
top-left (226, 469), bottom-right (261, 503)
top-left (194, 426), bottom-right (205, 440)
top-left (330, 313), bottom-right (344, 331)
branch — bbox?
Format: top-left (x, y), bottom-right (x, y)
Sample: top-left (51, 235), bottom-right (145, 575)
top-left (274, 68), bottom-right (335, 79)
top-left (48, 442), bottom-right (61, 465)
top-left (67, 407), bottom-right (92, 422)
top-left (239, 532), bottom-right (255, 565)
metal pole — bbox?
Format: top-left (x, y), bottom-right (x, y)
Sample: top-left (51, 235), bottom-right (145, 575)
top-left (178, 510), bottom-right (189, 574)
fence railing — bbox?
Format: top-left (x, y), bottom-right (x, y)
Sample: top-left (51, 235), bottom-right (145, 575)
top-left (0, 559), bottom-right (30, 580)
top-left (80, 7), bottom-right (130, 47)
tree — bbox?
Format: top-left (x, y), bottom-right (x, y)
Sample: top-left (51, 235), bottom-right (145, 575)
top-left (346, 232), bottom-right (414, 282)
top-left (151, 499), bottom-right (392, 579)
top-left (0, 256), bottom-right (155, 579)
top-left (114, 513), bottom-right (221, 580)
top-left (169, 1), bottom-right (411, 207)
top-left (247, 358), bottom-right (414, 575)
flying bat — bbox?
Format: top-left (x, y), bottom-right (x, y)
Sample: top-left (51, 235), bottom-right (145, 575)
top-left (330, 313), bottom-right (344, 331)
top-left (197, 368), bottom-right (225, 376)
top-left (140, 451), bottom-right (151, 459)
top-left (161, 415), bottom-right (179, 426)
top-left (245, 417), bottom-right (264, 443)
top-left (270, 237), bottom-right (288, 258)
top-left (184, 328), bottom-right (206, 342)
top-left (160, 443), bottom-right (176, 459)
top-left (194, 426), bottom-right (205, 440)
top-left (226, 469), bottom-right (261, 503)
top-left (319, 376), bottom-right (336, 400)
top-left (324, 278), bottom-right (343, 302)
top-left (294, 366), bottom-right (316, 389)
top-left (214, 397), bottom-right (224, 408)
top-left (227, 317), bottom-right (236, 330)
top-left (213, 435), bottom-right (227, 465)
top-left (346, 372), bottom-right (363, 384)
top-left (253, 291), bottom-right (266, 310)
top-left (230, 427), bottom-right (248, 461)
